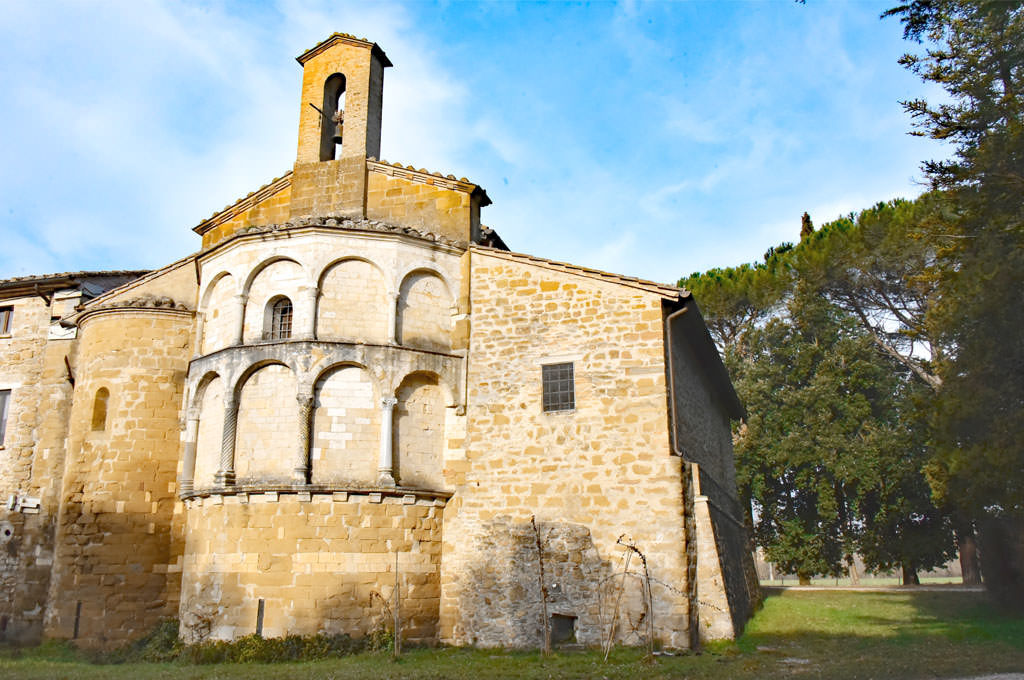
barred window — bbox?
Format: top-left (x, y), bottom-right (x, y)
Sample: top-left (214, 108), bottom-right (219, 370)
top-left (266, 297), bottom-right (293, 340)
top-left (0, 307), bottom-right (12, 335)
top-left (542, 362), bottom-right (575, 412)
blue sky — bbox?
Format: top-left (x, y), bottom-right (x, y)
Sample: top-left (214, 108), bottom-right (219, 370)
top-left (0, 0), bottom-right (947, 284)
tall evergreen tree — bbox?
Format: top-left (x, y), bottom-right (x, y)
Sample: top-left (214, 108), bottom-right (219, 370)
top-left (885, 0), bottom-right (1024, 603)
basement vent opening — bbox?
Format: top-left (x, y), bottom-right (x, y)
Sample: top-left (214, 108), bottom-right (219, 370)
top-left (550, 613), bottom-right (577, 645)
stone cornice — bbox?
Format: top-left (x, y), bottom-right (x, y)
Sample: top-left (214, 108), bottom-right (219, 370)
top-left (181, 484), bottom-right (450, 504)
top-left (295, 33), bottom-right (392, 67)
top-left (77, 297), bottom-right (194, 326)
top-left (196, 216), bottom-right (470, 266)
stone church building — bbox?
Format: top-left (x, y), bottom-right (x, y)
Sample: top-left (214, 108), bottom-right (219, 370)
top-left (0, 34), bottom-right (757, 649)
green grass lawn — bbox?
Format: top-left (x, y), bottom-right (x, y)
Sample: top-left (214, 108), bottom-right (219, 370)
top-left (1, 588), bottom-right (1021, 679)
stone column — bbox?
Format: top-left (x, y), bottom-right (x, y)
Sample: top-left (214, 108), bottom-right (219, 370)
top-left (215, 394), bottom-right (238, 486)
top-left (294, 391), bottom-right (315, 484)
top-left (192, 314), bottom-right (206, 359)
top-left (387, 292), bottom-right (399, 344)
top-left (298, 285), bottom-right (318, 340)
top-left (377, 397), bottom-right (398, 486)
top-left (179, 407), bottom-right (201, 494)
top-left (231, 294), bottom-right (247, 345)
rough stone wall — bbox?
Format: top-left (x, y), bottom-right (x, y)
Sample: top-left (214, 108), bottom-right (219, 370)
top-left (179, 493), bottom-right (443, 643)
top-left (442, 248), bottom-right (692, 649)
top-left (366, 170), bottom-right (475, 243)
top-left (394, 374), bottom-right (445, 489)
top-left (311, 365), bottom-right (379, 485)
top-left (0, 292), bottom-right (79, 643)
top-left (44, 309), bottom-right (193, 647)
top-left (290, 158), bottom-right (367, 220)
top-left (234, 364), bottom-right (300, 484)
top-left (317, 259), bottom-right (389, 343)
top-left (397, 270), bottom-right (452, 352)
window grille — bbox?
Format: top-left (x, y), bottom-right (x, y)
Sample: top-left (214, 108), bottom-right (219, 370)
top-left (542, 362), bottom-right (575, 412)
top-left (268, 298), bottom-right (292, 340)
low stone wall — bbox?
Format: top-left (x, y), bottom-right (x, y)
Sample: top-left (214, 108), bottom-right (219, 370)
top-left (179, 489), bottom-right (445, 643)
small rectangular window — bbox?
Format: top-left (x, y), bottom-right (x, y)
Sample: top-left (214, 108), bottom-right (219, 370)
top-left (0, 307), bottom-right (12, 335)
top-left (0, 390), bottom-right (10, 445)
top-left (542, 362), bottom-right (575, 412)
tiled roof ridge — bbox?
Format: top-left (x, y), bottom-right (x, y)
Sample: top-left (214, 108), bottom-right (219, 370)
top-left (0, 269), bottom-right (150, 286)
top-left (472, 245), bottom-right (689, 300)
top-left (193, 171), bottom-right (293, 234)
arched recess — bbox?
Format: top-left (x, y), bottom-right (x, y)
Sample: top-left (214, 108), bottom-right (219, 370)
top-left (394, 371), bottom-right (445, 489)
top-left (200, 272), bottom-right (237, 355)
top-left (193, 374), bottom-right (224, 490)
top-left (310, 364), bottom-right (379, 485)
top-left (234, 362), bottom-right (299, 484)
top-left (243, 259), bottom-right (306, 343)
top-left (317, 258), bottom-right (389, 342)
top-left (91, 387), bottom-right (110, 431)
top-left (320, 72), bottom-right (346, 161)
top-left (265, 295), bottom-right (293, 340)
top-left (396, 269), bottom-right (453, 352)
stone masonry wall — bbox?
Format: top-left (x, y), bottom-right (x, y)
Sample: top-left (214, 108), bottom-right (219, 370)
top-left (311, 365), bottom-right (379, 485)
top-left (235, 364), bottom-right (300, 484)
top-left (442, 248), bottom-right (693, 649)
top-left (397, 270), bottom-right (453, 352)
top-left (44, 309), bottom-right (193, 647)
top-left (194, 376), bottom-right (225, 490)
top-left (0, 292), bottom-right (79, 643)
top-left (366, 170), bottom-right (475, 243)
top-left (243, 260), bottom-right (307, 343)
top-left (199, 183), bottom-right (292, 250)
top-left (317, 259), bottom-right (389, 343)
top-left (179, 493), bottom-right (444, 643)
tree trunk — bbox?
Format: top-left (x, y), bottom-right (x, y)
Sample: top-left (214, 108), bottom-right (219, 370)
top-left (979, 516), bottom-right (1024, 613)
top-left (901, 563), bottom-right (920, 586)
top-left (848, 561), bottom-right (860, 586)
top-left (798, 574), bottom-right (811, 586)
top-left (956, 525), bottom-right (982, 585)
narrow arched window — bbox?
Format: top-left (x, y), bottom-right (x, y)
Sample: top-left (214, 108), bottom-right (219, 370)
top-left (320, 73), bottom-right (347, 161)
top-left (266, 297), bottom-right (293, 340)
top-left (91, 387), bottom-right (109, 431)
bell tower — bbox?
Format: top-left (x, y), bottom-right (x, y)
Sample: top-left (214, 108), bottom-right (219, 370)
top-left (290, 33), bottom-right (392, 219)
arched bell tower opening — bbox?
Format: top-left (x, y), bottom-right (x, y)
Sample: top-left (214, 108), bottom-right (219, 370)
top-left (319, 73), bottom-right (346, 161)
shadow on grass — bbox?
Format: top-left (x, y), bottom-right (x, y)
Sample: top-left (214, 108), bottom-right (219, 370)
top-left (724, 587), bottom-right (1024, 679)
top-left (0, 590), bottom-right (1022, 680)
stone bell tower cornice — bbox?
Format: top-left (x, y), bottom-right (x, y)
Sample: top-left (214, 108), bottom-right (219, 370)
top-left (295, 33), bottom-right (392, 67)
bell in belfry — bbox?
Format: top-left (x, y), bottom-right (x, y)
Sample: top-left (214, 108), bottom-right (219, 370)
top-left (331, 108), bottom-right (344, 145)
